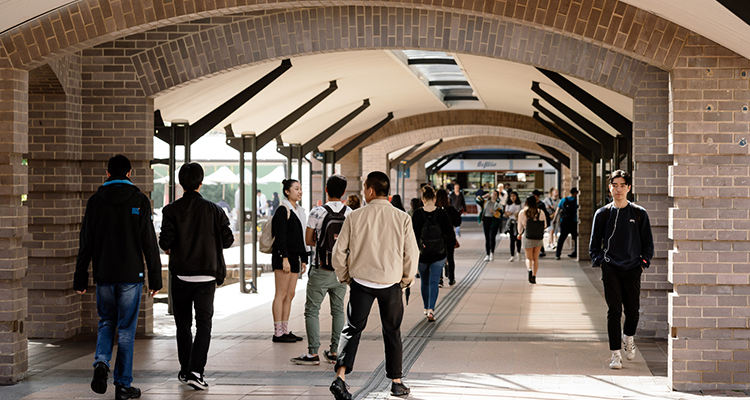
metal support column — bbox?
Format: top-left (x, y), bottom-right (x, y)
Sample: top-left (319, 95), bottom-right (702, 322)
top-left (250, 134), bottom-right (258, 291)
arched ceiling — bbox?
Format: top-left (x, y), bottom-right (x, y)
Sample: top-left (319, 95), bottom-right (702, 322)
top-left (153, 50), bottom-right (631, 151)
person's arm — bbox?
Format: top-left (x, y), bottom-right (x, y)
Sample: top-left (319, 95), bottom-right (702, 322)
top-left (517, 210), bottom-right (527, 237)
top-left (158, 205), bottom-right (174, 252)
top-left (305, 227), bottom-right (316, 247)
top-left (218, 206), bottom-right (234, 249)
top-left (440, 210), bottom-right (456, 247)
top-left (140, 196), bottom-right (163, 295)
top-left (272, 205), bottom-right (289, 259)
top-left (411, 210), bottom-right (422, 241)
top-left (74, 197), bottom-right (95, 293)
top-left (332, 216), bottom-right (352, 284)
top-left (640, 209), bottom-right (654, 268)
top-left (402, 216), bottom-right (420, 288)
top-left (460, 194), bottom-right (466, 211)
top-left (589, 208), bottom-right (606, 266)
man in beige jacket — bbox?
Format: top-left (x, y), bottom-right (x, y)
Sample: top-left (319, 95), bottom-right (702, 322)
top-left (329, 171), bottom-right (419, 400)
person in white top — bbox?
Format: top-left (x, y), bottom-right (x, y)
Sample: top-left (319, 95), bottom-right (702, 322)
top-left (290, 175), bottom-right (351, 366)
top-left (542, 188), bottom-right (559, 249)
top-left (257, 190), bottom-right (268, 216)
top-left (504, 191), bottom-right (522, 262)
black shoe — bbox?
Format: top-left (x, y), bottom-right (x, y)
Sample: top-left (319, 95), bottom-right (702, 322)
top-left (330, 377), bottom-right (352, 400)
top-left (527, 269), bottom-right (533, 283)
top-left (290, 354), bottom-right (320, 365)
top-left (115, 385), bottom-right (141, 400)
top-left (272, 334), bottom-right (296, 343)
top-left (91, 362), bottom-right (109, 394)
top-left (539, 252), bottom-right (546, 257)
top-left (438, 278), bottom-right (444, 288)
top-left (286, 331), bottom-right (304, 341)
top-left (391, 381), bottom-right (411, 396)
top-left (186, 373), bottom-right (209, 390)
top-left (178, 371), bottom-right (188, 384)
top-left (323, 350), bottom-right (337, 364)
top-left (555, 256), bottom-right (561, 260)
top-left (415, 273), bottom-right (420, 278)
top-left (449, 279), bottom-right (456, 286)
top-left (568, 253), bottom-right (577, 258)
top-left (531, 275), bottom-right (537, 284)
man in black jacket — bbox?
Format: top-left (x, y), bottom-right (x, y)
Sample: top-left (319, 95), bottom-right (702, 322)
top-left (589, 170), bottom-right (654, 370)
top-left (75, 155), bottom-right (162, 400)
top-left (159, 163), bottom-right (234, 390)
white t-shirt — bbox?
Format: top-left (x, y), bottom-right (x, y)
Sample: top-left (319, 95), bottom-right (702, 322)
top-left (306, 201), bottom-right (352, 238)
top-left (505, 203), bottom-right (521, 220)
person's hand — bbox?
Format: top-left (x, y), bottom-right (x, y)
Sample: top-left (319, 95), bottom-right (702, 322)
top-left (150, 290), bottom-right (159, 298)
top-left (76, 290), bottom-right (86, 294)
top-left (164, 249), bottom-right (170, 255)
top-left (517, 234), bottom-right (522, 240)
top-left (283, 258), bottom-right (291, 274)
top-left (300, 263), bottom-right (307, 274)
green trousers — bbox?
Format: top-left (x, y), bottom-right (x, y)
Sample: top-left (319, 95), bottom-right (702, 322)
top-left (304, 267), bottom-right (347, 355)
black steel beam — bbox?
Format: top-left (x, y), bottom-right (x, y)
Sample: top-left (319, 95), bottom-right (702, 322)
top-left (429, 80), bottom-right (470, 86)
top-left (408, 59), bottom-right (457, 65)
top-left (404, 139), bottom-right (443, 169)
top-left (426, 155), bottom-right (448, 173)
top-left (540, 156), bottom-right (561, 171)
top-left (536, 68), bottom-right (632, 139)
top-left (533, 100), bottom-right (602, 156)
top-left (301, 99), bottom-right (370, 155)
top-left (532, 82), bottom-right (614, 149)
top-left (256, 80), bottom-right (338, 149)
top-left (444, 96), bottom-right (479, 101)
top-left (533, 111), bottom-right (596, 163)
top-left (155, 109), bottom-right (166, 127)
top-left (389, 144), bottom-right (423, 170)
top-left (433, 153), bottom-right (459, 172)
top-left (538, 144), bottom-right (570, 168)
top-left (334, 112), bottom-right (394, 161)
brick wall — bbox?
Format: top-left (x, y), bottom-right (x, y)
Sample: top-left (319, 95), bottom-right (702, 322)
top-left (0, 67), bottom-right (29, 383)
top-left (668, 34), bottom-right (750, 391)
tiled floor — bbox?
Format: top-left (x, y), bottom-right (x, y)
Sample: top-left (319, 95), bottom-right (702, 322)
top-left (5, 226), bottom-right (744, 399)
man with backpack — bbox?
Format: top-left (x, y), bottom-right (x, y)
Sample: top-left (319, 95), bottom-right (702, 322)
top-left (290, 175), bottom-right (351, 366)
top-left (554, 188), bottom-right (579, 260)
top-left (589, 170), bottom-right (653, 369)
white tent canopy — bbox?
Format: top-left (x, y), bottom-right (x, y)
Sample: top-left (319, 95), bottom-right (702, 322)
top-left (204, 166), bottom-right (239, 184)
top-left (257, 166), bottom-right (286, 184)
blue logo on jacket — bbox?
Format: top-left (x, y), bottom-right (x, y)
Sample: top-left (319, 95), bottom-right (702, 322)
top-left (132, 208), bottom-right (140, 215)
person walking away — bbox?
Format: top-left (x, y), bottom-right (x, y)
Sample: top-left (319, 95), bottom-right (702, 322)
top-left (504, 191), bottom-right (522, 262)
top-left (480, 190), bottom-right (502, 261)
top-left (345, 194), bottom-right (361, 210)
top-left (407, 198), bottom-right (422, 217)
top-left (291, 175), bottom-right (351, 366)
top-left (329, 171), bottom-right (419, 400)
top-left (543, 188), bottom-right (559, 249)
top-left (517, 196), bottom-right (547, 284)
top-left (436, 189), bottom-right (460, 286)
top-left (390, 194), bottom-right (406, 212)
top-left (271, 192), bottom-right (280, 216)
top-left (74, 155), bottom-right (162, 400)
top-left (159, 163), bottom-right (234, 390)
top-left (589, 170), bottom-right (653, 369)
top-left (532, 190), bottom-right (550, 258)
top-left (449, 184), bottom-right (466, 237)
top-left (412, 186), bottom-right (455, 321)
top-left (271, 179), bottom-right (309, 342)
top-left (554, 188), bottom-right (580, 259)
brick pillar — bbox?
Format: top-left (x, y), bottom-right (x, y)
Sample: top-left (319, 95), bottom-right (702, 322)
top-left (632, 67), bottom-right (672, 339)
top-left (337, 150), bottom-right (362, 200)
top-left (578, 157), bottom-right (593, 261)
top-left (668, 34), bottom-right (750, 391)
top-left (0, 67), bottom-right (29, 384)
top-left (25, 59), bottom-right (83, 339)
top-left (79, 48), bottom-right (156, 334)
top-left (561, 165), bottom-right (571, 194)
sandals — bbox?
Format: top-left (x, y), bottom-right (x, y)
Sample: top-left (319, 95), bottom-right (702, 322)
top-left (426, 310), bottom-right (436, 322)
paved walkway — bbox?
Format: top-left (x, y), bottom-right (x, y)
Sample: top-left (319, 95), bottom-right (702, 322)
top-left (5, 226), bottom-right (746, 399)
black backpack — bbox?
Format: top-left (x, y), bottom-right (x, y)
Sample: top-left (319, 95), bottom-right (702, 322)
top-left (559, 197), bottom-right (577, 225)
top-left (418, 210), bottom-right (445, 257)
top-left (316, 205), bottom-right (347, 271)
top-left (524, 210), bottom-right (546, 240)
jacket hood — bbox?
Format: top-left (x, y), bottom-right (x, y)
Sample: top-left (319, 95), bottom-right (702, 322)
top-left (97, 176), bottom-right (141, 205)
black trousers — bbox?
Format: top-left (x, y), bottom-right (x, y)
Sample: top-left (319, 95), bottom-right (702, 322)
top-left (172, 277), bottom-right (216, 374)
top-left (336, 281), bottom-right (404, 379)
top-left (444, 246), bottom-right (455, 281)
top-left (555, 223), bottom-right (578, 257)
top-left (602, 264), bottom-right (642, 350)
top-left (509, 230), bottom-right (521, 256)
top-left (482, 217), bottom-right (499, 255)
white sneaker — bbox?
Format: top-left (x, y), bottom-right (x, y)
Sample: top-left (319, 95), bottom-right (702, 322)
top-left (622, 335), bottom-right (636, 360)
top-left (489, 253), bottom-right (494, 261)
top-left (508, 256), bottom-right (515, 262)
top-left (609, 351), bottom-right (622, 369)
top-left (514, 253), bottom-right (520, 262)
top-left (483, 255), bottom-right (490, 261)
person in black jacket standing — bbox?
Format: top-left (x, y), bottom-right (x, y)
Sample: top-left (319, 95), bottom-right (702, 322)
top-left (159, 163), bottom-right (234, 390)
top-left (271, 179), bottom-right (309, 343)
top-left (74, 155), bottom-right (162, 400)
top-left (589, 170), bottom-right (654, 370)
top-left (435, 189), bottom-right (460, 286)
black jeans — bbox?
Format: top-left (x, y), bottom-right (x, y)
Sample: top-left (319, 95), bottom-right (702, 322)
top-left (336, 281), bottom-right (404, 379)
top-left (172, 277), bottom-right (216, 375)
top-left (555, 223), bottom-right (578, 257)
top-left (509, 228), bottom-right (521, 256)
top-left (444, 246), bottom-right (455, 281)
top-left (482, 217), bottom-right (499, 255)
top-left (602, 264), bottom-right (642, 350)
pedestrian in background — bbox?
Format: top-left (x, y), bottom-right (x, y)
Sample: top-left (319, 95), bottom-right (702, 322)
top-left (345, 194), bottom-right (361, 210)
top-left (435, 188), bottom-right (460, 286)
top-left (517, 196), bottom-right (546, 284)
top-left (480, 190), bottom-right (502, 261)
top-left (504, 191), bottom-right (522, 262)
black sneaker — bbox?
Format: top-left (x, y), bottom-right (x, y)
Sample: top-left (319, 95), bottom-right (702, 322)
top-left (438, 278), bottom-right (444, 288)
top-left (186, 372), bottom-right (209, 390)
top-left (91, 361), bottom-right (109, 394)
top-left (290, 354), bottom-right (320, 365)
top-left (567, 253), bottom-right (577, 258)
top-left (272, 334), bottom-right (296, 343)
top-left (539, 251), bottom-right (546, 257)
top-left (323, 350), bottom-right (337, 364)
top-left (391, 381), bottom-right (411, 396)
top-left (555, 256), bottom-right (561, 260)
top-left (531, 275), bottom-right (537, 284)
top-left (286, 331), bottom-right (304, 341)
top-left (115, 385), bottom-right (141, 400)
top-left (330, 377), bottom-right (352, 400)
top-left (178, 371), bottom-right (188, 384)
top-left (449, 279), bottom-right (457, 286)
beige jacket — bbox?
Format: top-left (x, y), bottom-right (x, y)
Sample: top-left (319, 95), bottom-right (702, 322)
top-left (332, 199), bottom-right (419, 288)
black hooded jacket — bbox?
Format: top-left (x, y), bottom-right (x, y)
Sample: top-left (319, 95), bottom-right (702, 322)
top-left (74, 177), bottom-right (163, 291)
top-left (159, 191), bottom-right (234, 284)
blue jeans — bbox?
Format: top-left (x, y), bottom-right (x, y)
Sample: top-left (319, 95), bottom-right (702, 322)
top-left (418, 259), bottom-right (445, 310)
top-left (94, 283), bottom-right (143, 387)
